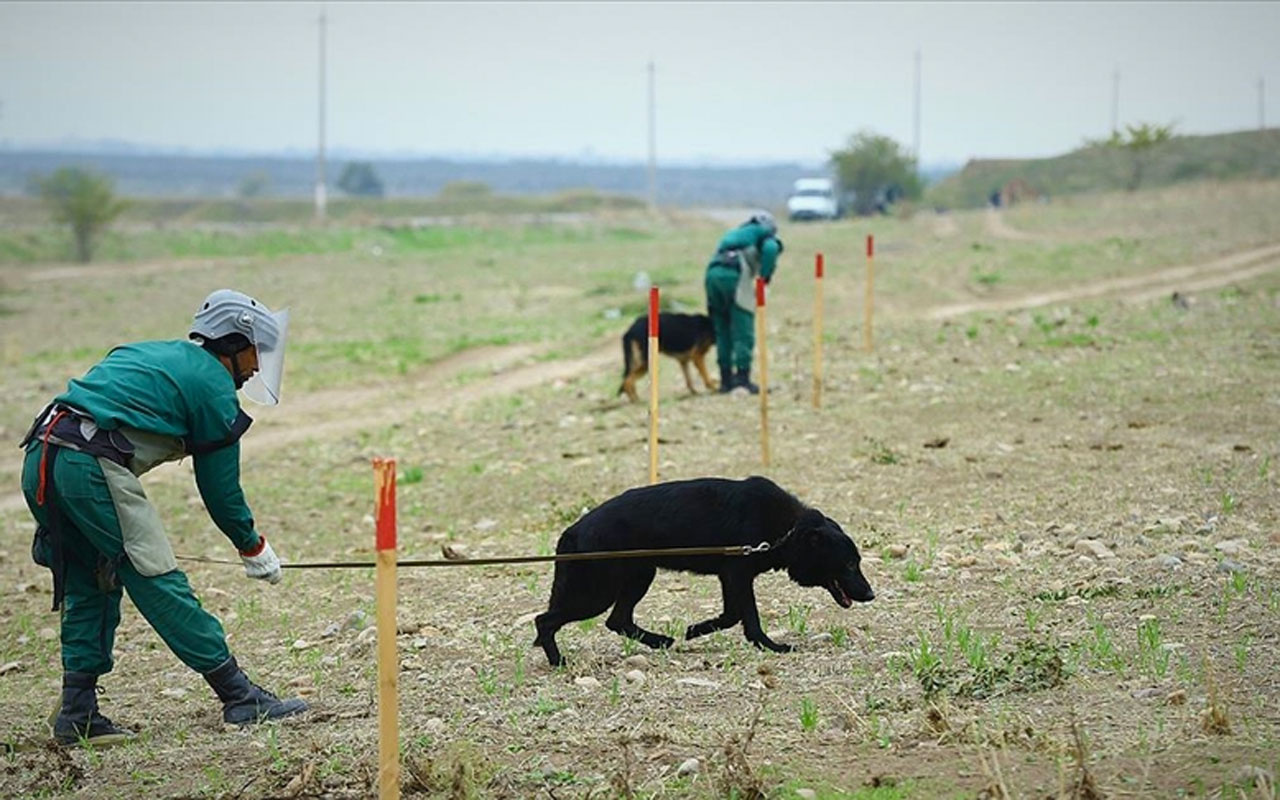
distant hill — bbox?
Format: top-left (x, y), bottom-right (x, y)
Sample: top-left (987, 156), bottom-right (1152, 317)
top-left (0, 150), bottom-right (823, 208)
top-left (927, 128), bottom-right (1280, 209)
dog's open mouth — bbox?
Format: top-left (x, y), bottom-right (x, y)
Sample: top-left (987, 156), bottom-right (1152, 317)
top-left (828, 580), bottom-right (853, 608)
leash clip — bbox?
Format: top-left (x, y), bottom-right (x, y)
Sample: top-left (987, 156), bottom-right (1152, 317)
top-left (743, 542), bottom-right (770, 555)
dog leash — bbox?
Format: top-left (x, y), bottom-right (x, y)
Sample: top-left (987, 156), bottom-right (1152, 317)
top-left (175, 541), bottom-right (778, 570)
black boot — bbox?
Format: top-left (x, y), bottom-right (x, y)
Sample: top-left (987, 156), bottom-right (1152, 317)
top-left (718, 364), bottom-right (734, 394)
top-left (203, 656), bottom-right (309, 725)
top-left (735, 367), bottom-right (760, 395)
top-left (51, 672), bottom-right (135, 747)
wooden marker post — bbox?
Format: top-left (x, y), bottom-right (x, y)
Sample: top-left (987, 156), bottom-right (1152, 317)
top-left (648, 287), bottom-right (660, 484)
top-left (813, 252), bottom-right (824, 408)
top-left (756, 277), bottom-right (770, 467)
top-left (864, 234), bottom-right (875, 353)
top-left (373, 458), bottom-right (400, 800)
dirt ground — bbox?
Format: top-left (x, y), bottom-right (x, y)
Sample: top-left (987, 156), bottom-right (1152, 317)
top-left (1, 185), bottom-right (1278, 799)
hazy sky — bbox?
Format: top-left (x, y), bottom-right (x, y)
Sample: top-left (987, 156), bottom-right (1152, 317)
top-left (1, 2), bottom-right (1276, 166)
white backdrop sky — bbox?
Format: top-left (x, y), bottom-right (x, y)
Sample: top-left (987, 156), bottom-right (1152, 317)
top-left (1, 1), bottom-right (1276, 166)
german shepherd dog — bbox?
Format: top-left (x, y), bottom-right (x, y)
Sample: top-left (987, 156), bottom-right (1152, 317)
top-left (533, 476), bottom-right (875, 666)
top-left (618, 312), bottom-right (717, 403)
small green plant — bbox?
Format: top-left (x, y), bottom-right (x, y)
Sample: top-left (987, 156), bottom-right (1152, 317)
top-left (1220, 491), bottom-right (1238, 515)
top-left (868, 439), bottom-right (901, 465)
top-left (1259, 454), bottom-right (1271, 480)
top-left (903, 560), bottom-right (923, 582)
top-left (972, 268), bottom-right (1002, 287)
top-left (965, 324), bottom-right (979, 340)
top-left (476, 666), bottom-right (502, 697)
top-left (1229, 571), bottom-right (1248, 597)
top-left (1024, 605), bottom-right (1044, 633)
top-left (531, 693), bottom-right (567, 716)
top-left (828, 626), bottom-right (849, 647)
top-left (799, 697), bottom-right (819, 732)
top-left (401, 465), bottom-right (424, 484)
top-left (1137, 618), bottom-right (1171, 679)
top-left (1233, 635), bottom-right (1253, 673)
top-left (1082, 616), bottom-right (1125, 673)
top-left (576, 616), bottom-right (598, 632)
top-left (786, 604), bottom-right (811, 635)
top-left (608, 675), bottom-right (621, 706)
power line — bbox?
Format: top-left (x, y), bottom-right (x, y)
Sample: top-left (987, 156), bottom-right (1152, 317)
top-left (1260, 75), bottom-right (1267, 130)
top-left (1111, 66), bottom-right (1120, 135)
top-left (912, 49), bottom-right (921, 165)
top-left (646, 60), bottom-right (657, 211)
top-left (315, 10), bottom-right (328, 221)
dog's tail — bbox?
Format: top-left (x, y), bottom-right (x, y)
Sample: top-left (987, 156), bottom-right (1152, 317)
top-left (619, 332), bottom-right (637, 395)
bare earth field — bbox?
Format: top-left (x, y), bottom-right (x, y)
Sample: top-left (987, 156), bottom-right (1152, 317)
top-left (1, 181), bottom-right (1278, 799)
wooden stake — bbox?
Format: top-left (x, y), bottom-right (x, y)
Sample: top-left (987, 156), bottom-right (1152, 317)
top-left (756, 277), bottom-right (770, 467)
top-left (813, 252), bottom-right (824, 408)
top-left (647, 287), bottom-right (660, 484)
top-left (864, 234), bottom-right (875, 353)
top-left (373, 458), bottom-right (400, 800)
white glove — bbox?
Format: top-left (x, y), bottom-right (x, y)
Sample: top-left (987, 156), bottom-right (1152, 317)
top-left (239, 537), bottom-right (282, 584)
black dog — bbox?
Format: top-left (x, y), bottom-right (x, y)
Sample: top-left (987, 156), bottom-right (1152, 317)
top-left (534, 476), bottom-right (874, 666)
top-left (618, 312), bottom-right (717, 403)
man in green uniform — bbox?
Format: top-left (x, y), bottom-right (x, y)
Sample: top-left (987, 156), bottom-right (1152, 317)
top-left (704, 211), bottom-right (784, 394)
top-left (20, 289), bottom-right (308, 747)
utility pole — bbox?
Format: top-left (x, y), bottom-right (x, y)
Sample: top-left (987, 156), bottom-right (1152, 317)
top-left (1110, 66), bottom-right (1120, 135)
top-left (314, 10), bottom-right (328, 222)
top-left (646, 60), bottom-right (657, 212)
top-left (912, 48), bottom-right (922, 165)
top-left (1259, 75), bottom-right (1267, 130)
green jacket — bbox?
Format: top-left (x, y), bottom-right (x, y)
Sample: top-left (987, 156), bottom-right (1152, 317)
top-left (55, 340), bottom-right (260, 552)
top-left (709, 222), bottom-right (782, 283)
top-left (707, 222), bottom-right (783, 310)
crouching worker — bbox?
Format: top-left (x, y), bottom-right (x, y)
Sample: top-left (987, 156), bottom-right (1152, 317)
top-left (19, 289), bottom-right (308, 748)
top-left (704, 210), bottom-right (784, 394)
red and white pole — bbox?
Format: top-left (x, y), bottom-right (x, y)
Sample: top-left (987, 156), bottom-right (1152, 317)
top-left (648, 287), bottom-right (660, 484)
top-left (813, 252), bottom-right (824, 408)
top-left (756, 277), bottom-right (770, 467)
top-left (373, 458), bottom-right (399, 800)
top-left (864, 234), bottom-right (875, 353)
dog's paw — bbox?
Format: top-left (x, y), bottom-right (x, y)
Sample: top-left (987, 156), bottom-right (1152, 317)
top-left (644, 634), bottom-right (675, 650)
top-left (751, 638), bottom-right (793, 654)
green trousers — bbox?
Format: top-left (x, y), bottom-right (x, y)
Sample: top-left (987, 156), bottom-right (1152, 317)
top-left (705, 265), bottom-right (756, 371)
top-left (22, 445), bottom-right (231, 676)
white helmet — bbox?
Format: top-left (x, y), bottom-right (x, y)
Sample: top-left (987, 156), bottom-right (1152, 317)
top-left (190, 289), bottom-right (290, 405)
top-left (745, 210), bottom-right (777, 236)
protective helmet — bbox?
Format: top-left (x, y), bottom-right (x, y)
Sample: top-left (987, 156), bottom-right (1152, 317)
top-left (190, 289), bottom-right (290, 405)
top-left (744, 210), bottom-right (777, 236)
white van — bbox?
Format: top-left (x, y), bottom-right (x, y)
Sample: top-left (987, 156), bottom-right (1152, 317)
top-left (786, 178), bottom-right (841, 221)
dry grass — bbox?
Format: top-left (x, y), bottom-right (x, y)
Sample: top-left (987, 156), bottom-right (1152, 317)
top-left (1, 183), bottom-right (1279, 798)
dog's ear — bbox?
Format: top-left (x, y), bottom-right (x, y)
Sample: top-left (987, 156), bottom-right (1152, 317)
top-left (793, 509), bottom-right (825, 539)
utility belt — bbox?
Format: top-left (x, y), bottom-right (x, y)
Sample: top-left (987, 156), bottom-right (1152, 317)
top-left (21, 402), bottom-right (135, 468)
top-left (20, 403), bottom-right (133, 610)
top-left (709, 249), bottom-right (744, 271)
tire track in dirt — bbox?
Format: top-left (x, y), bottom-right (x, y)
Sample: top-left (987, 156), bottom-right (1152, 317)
top-left (984, 207), bottom-right (1039, 241)
top-left (926, 242), bottom-right (1280, 320)
top-left (0, 341), bottom-right (614, 513)
top-left (20, 256), bottom-right (256, 282)
top-left (5, 242), bottom-right (1278, 513)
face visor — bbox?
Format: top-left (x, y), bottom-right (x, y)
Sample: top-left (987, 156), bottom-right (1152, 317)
top-left (241, 308), bottom-right (290, 406)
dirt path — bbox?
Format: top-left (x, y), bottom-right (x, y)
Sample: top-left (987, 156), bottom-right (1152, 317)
top-left (0, 341), bottom-right (615, 513)
top-left (984, 207), bottom-right (1040, 241)
top-left (926, 242), bottom-right (1280, 320)
top-left (931, 212), bottom-right (959, 238)
top-left (4, 241), bottom-right (1278, 513)
top-left (17, 256), bottom-right (256, 283)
